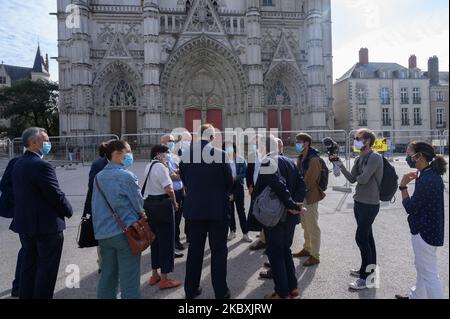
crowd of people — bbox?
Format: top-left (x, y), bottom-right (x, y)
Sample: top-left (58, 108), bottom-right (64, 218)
top-left (0, 125), bottom-right (447, 299)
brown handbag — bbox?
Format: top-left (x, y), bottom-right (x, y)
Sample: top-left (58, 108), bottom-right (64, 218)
top-left (95, 177), bottom-right (155, 255)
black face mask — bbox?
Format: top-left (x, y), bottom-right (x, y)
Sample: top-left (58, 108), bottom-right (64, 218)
top-left (406, 153), bottom-right (419, 168)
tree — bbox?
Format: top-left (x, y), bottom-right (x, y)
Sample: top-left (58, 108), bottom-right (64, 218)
top-left (0, 79), bottom-right (59, 137)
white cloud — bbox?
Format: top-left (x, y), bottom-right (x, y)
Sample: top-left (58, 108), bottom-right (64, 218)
top-left (0, 0), bottom-right (58, 80)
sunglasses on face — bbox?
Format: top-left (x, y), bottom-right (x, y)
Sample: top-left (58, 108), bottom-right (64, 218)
top-left (354, 137), bottom-right (362, 141)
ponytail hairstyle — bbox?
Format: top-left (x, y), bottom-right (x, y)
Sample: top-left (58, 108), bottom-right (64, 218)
top-left (410, 141), bottom-right (448, 176)
top-left (105, 140), bottom-right (129, 161)
top-left (98, 142), bottom-right (109, 158)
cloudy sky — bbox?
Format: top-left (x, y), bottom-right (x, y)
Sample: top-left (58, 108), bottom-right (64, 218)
top-left (0, 0), bottom-right (448, 82)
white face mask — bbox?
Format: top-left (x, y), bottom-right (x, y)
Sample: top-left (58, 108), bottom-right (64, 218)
top-left (354, 140), bottom-right (365, 150)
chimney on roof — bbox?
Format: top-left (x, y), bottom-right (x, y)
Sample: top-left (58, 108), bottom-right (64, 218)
top-left (409, 55), bottom-right (417, 69)
top-left (359, 48), bottom-right (369, 65)
top-left (428, 56), bottom-right (439, 85)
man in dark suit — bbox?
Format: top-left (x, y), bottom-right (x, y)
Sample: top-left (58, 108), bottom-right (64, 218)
top-left (0, 156), bottom-right (22, 297)
top-left (253, 136), bottom-right (306, 299)
top-left (11, 127), bottom-right (73, 299)
top-left (179, 124), bottom-right (233, 299)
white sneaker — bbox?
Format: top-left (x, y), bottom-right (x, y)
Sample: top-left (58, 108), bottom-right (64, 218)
top-left (242, 234), bottom-right (253, 243)
top-left (349, 278), bottom-right (368, 290)
top-left (227, 231), bottom-right (236, 241)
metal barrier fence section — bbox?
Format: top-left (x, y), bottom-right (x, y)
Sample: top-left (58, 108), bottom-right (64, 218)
top-left (11, 134), bottom-right (119, 164)
top-left (0, 138), bottom-right (12, 159)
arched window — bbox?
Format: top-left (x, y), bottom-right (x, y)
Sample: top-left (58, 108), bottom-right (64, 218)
top-left (268, 80), bottom-right (291, 105)
top-left (186, 0), bottom-right (191, 13)
top-left (110, 80), bottom-right (136, 107)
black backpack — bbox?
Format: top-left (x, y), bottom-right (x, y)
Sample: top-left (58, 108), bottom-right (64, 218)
top-left (362, 153), bottom-right (398, 202)
top-left (318, 157), bottom-right (330, 192)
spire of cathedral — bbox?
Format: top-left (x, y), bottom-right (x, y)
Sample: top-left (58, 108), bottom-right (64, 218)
top-left (32, 44), bottom-right (48, 74)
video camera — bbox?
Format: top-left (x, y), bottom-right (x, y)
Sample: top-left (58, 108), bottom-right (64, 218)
top-left (322, 137), bottom-right (340, 156)
top-left (322, 137), bottom-right (341, 177)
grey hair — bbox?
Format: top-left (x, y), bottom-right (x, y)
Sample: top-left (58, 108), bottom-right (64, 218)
top-left (22, 127), bottom-right (47, 147)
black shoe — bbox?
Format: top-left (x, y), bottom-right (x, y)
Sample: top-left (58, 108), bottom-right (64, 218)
top-left (395, 294), bottom-right (409, 300)
top-left (222, 289), bottom-right (231, 299)
top-left (249, 241), bottom-right (266, 251)
top-left (186, 287), bottom-right (202, 299)
top-left (174, 252), bottom-right (184, 259)
top-left (11, 290), bottom-right (19, 298)
top-left (175, 242), bottom-right (185, 251)
top-left (259, 270), bottom-right (273, 279)
top-left (263, 262), bottom-right (271, 268)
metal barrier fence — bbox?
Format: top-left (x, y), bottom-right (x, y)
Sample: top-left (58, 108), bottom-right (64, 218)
top-left (122, 130), bottom-right (349, 161)
top-left (347, 129), bottom-right (449, 185)
top-left (11, 134), bottom-right (119, 164)
top-left (0, 138), bottom-right (13, 159)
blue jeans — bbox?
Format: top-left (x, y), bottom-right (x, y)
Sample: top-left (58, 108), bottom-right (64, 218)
top-left (265, 215), bottom-right (298, 298)
top-left (97, 234), bottom-right (141, 299)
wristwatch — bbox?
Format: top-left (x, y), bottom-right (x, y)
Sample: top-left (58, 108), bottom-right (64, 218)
top-left (399, 186), bottom-right (408, 191)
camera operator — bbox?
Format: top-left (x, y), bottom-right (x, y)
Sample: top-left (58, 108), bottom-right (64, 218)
top-left (292, 133), bottom-right (325, 267)
top-left (330, 128), bottom-right (383, 291)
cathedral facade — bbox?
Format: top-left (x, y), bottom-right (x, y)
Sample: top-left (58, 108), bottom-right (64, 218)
top-left (56, 0), bottom-right (333, 137)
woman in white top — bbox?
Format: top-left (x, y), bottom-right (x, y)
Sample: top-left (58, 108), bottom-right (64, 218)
top-left (143, 144), bottom-right (181, 290)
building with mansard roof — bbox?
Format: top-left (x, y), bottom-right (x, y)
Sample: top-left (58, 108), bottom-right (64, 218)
top-left (56, 0), bottom-right (333, 138)
top-left (0, 45), bottom-right (50, 128)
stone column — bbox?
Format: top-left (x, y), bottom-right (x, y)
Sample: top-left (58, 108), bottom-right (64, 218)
top-left (306, 0), bottom-right (327, 130)
top-left (143, 0), bottom-right (161, 132)
top-left (246, 0), bottom-right (264, 128)
top-left (70, 0), bottom-right (93, 134)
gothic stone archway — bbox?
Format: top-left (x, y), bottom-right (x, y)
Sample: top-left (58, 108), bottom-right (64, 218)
top-left (161, 36), bottom-right (248, 131)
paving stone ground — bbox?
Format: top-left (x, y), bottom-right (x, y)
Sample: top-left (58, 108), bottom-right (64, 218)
top-left (0, 158), bottom-right (448, 299)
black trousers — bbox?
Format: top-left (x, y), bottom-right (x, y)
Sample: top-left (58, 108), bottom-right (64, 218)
top-left (264, 215), bottom-right (298, 298)
top-left (184, 220), bottom-right (229, 299)
top-left (354, 201), bottom-right (380, 280)
top-left (12, 237), bottom-right (25, 295)
top-left (174, 189), bottom-right (185, 243)
top-left (18, 232), bottom-right (64, 299)
top-left (229, 182), bottom-right (248, 234)
top-left (150, 216), bottom-right (175, 274)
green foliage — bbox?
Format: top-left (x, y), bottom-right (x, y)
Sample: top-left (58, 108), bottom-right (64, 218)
top-left (0, 79), bottom-right (59, 138)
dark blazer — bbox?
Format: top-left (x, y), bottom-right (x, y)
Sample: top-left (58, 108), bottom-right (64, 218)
top-left (253, 154), bottom-right (306, 223)
top-left (0, 157), bottom-right (20, 218)
top-left (245, 151), bottom-right (260, 189)
top-left (180, 140), bottom-right (233, 221)
top-left (11, 151), bottom-right (73, 235)
top-left (82, 157), bottom-right (108, 216)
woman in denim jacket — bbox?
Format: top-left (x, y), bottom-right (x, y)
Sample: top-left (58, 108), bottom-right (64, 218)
top-left (92, 140), bottom-right (144, 299)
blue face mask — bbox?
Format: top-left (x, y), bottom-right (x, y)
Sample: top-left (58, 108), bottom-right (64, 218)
top-left (122, 153), bottom-right (134, 167)
top-left (225, 147), bottom-right (235, 155)
top-left (296, 143), bottom-right (304, 154)
top-left (167, 142), bottom-right (175, 152)
top-left (41, 142), bottom-right (52, 155)
top-left (164, 153), bottom-right (172, 162)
